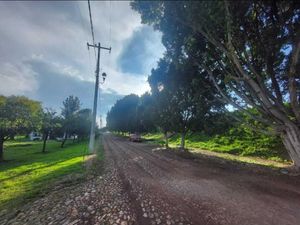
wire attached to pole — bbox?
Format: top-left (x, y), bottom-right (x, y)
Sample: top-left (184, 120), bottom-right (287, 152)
top-left (88, 0), bottom-right (97, 61)
top-left (109, 0), bottom-right (112, 45)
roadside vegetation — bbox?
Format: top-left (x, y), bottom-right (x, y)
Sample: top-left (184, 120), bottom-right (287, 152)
top-left (108, 97), bottom-right (292, 168)
top-left (107, 1), bottom-right (300, 171)
top-left (142, 131), bottom-right (287, 161)
top-left (143, 132), bottom-right (291, 167)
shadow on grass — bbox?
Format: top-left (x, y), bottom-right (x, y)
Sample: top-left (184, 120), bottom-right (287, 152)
top-left (7, 143), bottom-right (33, 148)
top-left (0, 160), bottom-right (85, 211)
top-left (0, 140), bottom-right (88, 172)
top-left (0, 160), bottom-right (14, 163)
top-left (0, 158), bottom-right (81, 183)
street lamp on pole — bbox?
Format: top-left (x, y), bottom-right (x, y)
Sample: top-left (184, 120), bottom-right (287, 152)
top-left (101, 72), bottom-right (107, 83)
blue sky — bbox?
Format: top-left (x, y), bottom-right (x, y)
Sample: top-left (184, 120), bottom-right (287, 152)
top-left (0, 1), bottom-right (165, 126)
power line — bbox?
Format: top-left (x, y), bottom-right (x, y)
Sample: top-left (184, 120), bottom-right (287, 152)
top-left (76, 2), bottom-right (86, 35)
top-left (109, 0), bottom-right (112, 45)
top-left (76, 2), bottom-right (93, 68)
top-left (75, 2), bottom-right (96, 81)
top-left (87, 0), bottom-right (97, 60)
top-left (75, 2), bottom-right (90, 159)
top-left (87, 0), bottom-right (95, 44)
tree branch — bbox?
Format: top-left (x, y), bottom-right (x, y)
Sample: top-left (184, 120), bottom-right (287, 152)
top-left (288, 33), bottom-right (300, 122)
top-left (201, 63), bottom-right (272, 125)
top-left (228, 112), bottom-right (277, 136)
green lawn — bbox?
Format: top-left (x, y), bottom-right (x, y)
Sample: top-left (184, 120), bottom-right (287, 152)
top-left (0, 139), bottom-right (92, 210)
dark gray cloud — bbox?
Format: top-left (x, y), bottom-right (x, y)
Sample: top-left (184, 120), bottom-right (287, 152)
top-left (25, 57), bottom-right (123, 116)
top-left (118, 26), bottom-right (164, 75)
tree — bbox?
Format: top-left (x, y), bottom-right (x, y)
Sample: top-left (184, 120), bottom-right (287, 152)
top-left (136, 93), bottom-right (156, 133)
top-left (73, 108), bottom-right (92, 141)
top-left (171, 61), bottom-right (220, 149)
top-left (107, 94), bottom-right (140, 133)
top-left (152, 89), bottom-right (174, 148)
top-left (61, 95), bottom-right (80, 148)
top-left (41, 109), bottom-right (59, 153)
top-left (148, 57), bottom-right (222, 149)
top-left (148, 59), bottom-right (174, 148)
top-left (0, 95), bottom-right (42, 161)
top-left (132, 1), bottom-right (300, 170)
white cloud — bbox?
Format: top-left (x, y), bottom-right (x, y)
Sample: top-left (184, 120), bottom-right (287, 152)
top-left (0, 1), bottom-right (163, 117)
top-left (103, 67), bottom-right (150, 96)
top-left (0, 62), bottom-right (38, 96)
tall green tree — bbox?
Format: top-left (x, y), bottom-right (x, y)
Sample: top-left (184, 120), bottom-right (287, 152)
top-left (148, 59), bottom-right (174, 148)
top-left (40, 109), bottom-right (60, 153)
top-left (61, 95), bottom-right (80, 148)
top-left (136, 93), bottom-right (156, 133)
top-left (132, 1), bottom-right (300, 170)
top-left (107, 94), bottom-right (140, 133)
top-left (0, 95), bottom-right (42, 161)
top-left (73, 108), bottom-right (92, 141)
top-left (152, 89), bottom-right (174, 148)
top-left (149, 58), bottom-right (221, 149)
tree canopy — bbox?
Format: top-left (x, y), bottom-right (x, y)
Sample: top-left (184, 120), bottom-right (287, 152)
top-left (0, 95), bottom-right (42, 160)
top-left (60, 95), bottom-right (81, 147)
top-left (131, 0), bottom-right (300, 169)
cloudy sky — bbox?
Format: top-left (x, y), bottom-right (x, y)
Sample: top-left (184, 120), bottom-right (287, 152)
top-left (0, 1), bottom-right (165, 125)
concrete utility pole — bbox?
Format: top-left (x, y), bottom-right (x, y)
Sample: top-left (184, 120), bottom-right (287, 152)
top-left (87, 42), bottom-right (111, 153)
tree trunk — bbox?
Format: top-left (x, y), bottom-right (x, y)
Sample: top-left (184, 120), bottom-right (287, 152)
top-left (9, 134), bottom-right (15, 140)
top-left (61, 132), bottom-right (67, 148)
top-left (61, 137), bottom-right (67, 148)
top-left (164, 132), bottom-right (169, 149)
top-left (42, 133), bottom-right (48, 153)
top-left (281, 123), bottom-right (300, 170)
top-left (180, 132), bottom-right (186, 149)
top-left (0, 138), bottom-right (4, 161)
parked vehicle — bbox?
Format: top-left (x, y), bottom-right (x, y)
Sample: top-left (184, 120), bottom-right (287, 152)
top-left (29, 131), bottom-right (42, 141)
top-left (129, 133), bottom-right (142, 142)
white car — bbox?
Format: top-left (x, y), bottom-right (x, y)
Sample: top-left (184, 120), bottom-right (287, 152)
top-left (129, 133), bottom-right (142, 142)
top-left (29, 132), bottom-right (42, 141)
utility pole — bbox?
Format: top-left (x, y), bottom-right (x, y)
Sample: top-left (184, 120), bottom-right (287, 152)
top-left (87, 42), bottom-right (111, 153)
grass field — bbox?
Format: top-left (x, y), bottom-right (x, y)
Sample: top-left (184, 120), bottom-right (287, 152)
top-left (0, 138), bottom-right (97, 210)
top-left (142, 132), bottom-right (292, 168)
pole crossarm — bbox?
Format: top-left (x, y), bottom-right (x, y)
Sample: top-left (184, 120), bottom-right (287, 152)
top-left (87, 42), bottom-right (111, 53)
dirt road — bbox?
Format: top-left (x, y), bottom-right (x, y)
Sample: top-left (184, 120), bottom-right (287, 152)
top-left (2, 134), bottom-right (300, 225)
top-left (104, 134), bottom-right (300, 225)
